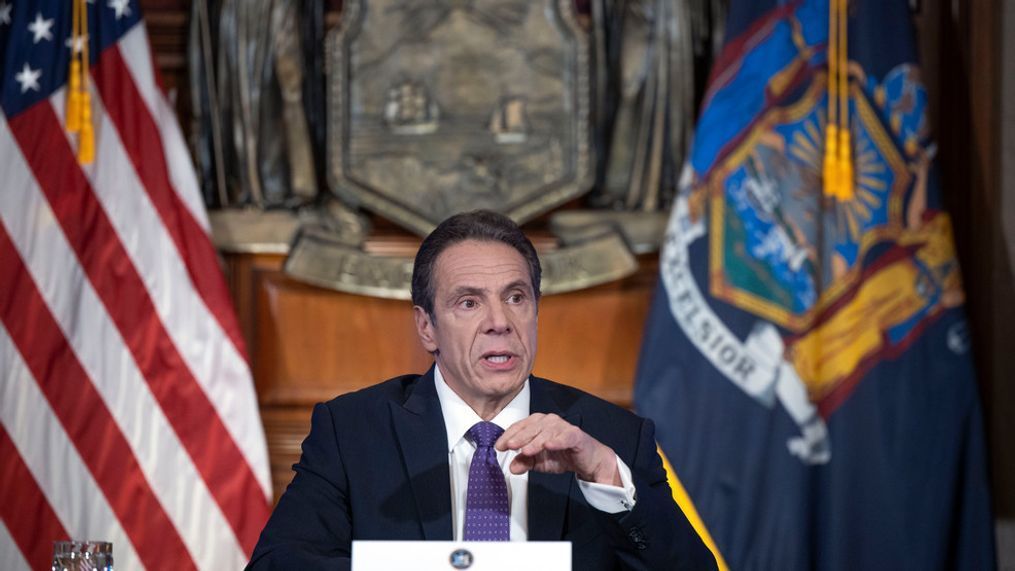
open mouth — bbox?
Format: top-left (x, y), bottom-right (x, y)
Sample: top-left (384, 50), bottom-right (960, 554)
top-left (481, 352), bottom-right (515, 366)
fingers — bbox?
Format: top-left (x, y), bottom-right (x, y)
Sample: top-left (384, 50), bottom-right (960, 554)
top-left (509, 454), bottom-right (534, 475)
top-left (497, 413), bottom-right (582, 452)
top-left (498, 413), bottom-right (590, 476)
top-left (496, 413), bottom-right (550, 452)
top-left (497, 413), bottom-right (620, 483)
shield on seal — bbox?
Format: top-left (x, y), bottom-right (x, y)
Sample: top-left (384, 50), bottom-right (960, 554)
top-left (325, 0), bottom-right (595, 235)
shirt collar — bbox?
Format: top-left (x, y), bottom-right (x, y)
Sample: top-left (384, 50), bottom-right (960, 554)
top-left (434, 363), bottom-right (530, 451)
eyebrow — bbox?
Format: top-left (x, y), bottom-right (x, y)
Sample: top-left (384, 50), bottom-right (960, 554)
top-left (501, 280), bottom-right (533, 295)
top-left (445, 280), bottom-right (533, 302)
top-left (447, 286), bottom-right (486, 301)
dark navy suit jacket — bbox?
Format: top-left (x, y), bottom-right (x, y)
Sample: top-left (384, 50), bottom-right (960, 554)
top-left (248, 368), bottom-right (716, 570)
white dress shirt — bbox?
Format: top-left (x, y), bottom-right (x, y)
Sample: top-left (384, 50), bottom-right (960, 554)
top-left (434, 365), bottom-right (637, 541)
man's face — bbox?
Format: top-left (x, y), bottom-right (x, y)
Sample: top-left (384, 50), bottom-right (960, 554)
top-left (414, 239), bottom-right (538, 419)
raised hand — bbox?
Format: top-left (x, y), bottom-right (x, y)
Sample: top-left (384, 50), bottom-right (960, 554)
top-left (495, 413), bottom-right (621, 486)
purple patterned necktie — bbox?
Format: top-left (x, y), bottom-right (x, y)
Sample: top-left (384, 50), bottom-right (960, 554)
top-left (463, 421), bottom-right (510, 541)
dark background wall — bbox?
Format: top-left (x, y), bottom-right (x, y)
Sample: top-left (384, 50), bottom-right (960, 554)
top-left (915, 0), bottom-right (1014, 520)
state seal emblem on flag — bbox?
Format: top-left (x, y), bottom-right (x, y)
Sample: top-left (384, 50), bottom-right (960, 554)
top-left (661, 3), bottom-right (965, 465)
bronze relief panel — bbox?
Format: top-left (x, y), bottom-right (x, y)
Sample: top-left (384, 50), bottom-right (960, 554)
top-left (327, 0), bottom-right (594, 235)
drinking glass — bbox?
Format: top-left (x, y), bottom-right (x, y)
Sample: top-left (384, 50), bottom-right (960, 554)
top-left (52, 540), bottom-right (113, 571)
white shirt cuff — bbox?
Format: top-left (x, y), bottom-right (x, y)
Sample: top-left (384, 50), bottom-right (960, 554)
top-left (576, 454), bottom-right (637, 514)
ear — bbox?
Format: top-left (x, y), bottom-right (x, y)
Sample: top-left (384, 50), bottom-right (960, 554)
top-left (413, 306), bottom-right (439, 353)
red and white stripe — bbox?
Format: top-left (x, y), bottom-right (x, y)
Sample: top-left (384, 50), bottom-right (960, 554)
top-left (0, 22), bottom-right (270, 571)
top-left (0, 321), bottom-right (141, 570)
top-left (0, 518), bottom-right (31, 571)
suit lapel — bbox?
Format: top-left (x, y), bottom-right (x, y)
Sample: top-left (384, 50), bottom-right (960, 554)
top-left (390, 367), bottom-right (454, 540)
top-left (526, 377), bottom-right (581, 541)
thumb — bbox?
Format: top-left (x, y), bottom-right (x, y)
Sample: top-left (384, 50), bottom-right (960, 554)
top-left (509, 454), bottom-right (535, 475)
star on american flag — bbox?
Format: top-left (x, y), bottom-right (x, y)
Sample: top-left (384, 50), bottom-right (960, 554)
top-left (0, 2), bottom-right (12, 26)
top-left (28, 12), bottom-right (55, 43)
top-left (65, 33), bottom-right (89, 54)
top-left (108, 0), bottom-right (131, 20)
top-left (14, 62), bottom-right (42, 93)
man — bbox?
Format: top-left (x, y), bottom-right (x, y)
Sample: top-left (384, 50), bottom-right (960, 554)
top-left (249, 210), bottom-right (716, 569)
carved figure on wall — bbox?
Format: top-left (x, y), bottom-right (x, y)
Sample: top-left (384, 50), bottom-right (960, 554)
top-left (590, 0), bottom-right (725, 212)
top-left (549, 0), bottom-right (724, 253)
top-left (189, 0), bottom-right (315, 208)
top-left (189, 0), bottom-right (368, 250)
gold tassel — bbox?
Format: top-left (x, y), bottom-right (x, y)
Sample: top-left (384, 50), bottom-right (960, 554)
top-left (836, 0), bottom-right (853, 200)
top-left (823, 124), bottom-right (840, 199)
top-left (78, 100), bottom-right (96, 164)
top-left (77, 0), bottom-right (95, 165)
top-left (837, 126), bottom-right (853, 201)
top-left (823, 0), bottom-right (853, 201)
top-left (66, 0), bottom-right (83, 133)
top-left (822, 0), bottom-right (840, 200)
top-left (66, 60), bottom-right (83, 133)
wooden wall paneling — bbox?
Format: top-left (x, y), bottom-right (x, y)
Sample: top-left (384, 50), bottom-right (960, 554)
top-left (533, 258), bottom-right (658, 408)
top-left (251, 271), bottom-right (432, 405)
top-left (260, 405), bottom-right (314, 506)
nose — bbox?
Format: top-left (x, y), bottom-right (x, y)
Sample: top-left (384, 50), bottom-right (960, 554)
top-left (483, 301), bottom-right (512, 334)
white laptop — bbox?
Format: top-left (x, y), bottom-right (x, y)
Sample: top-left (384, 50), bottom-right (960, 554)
top-left (352, 540), bottom-right (571, 571)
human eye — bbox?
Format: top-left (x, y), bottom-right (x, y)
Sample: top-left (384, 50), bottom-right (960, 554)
top-left (459, 297), bottom-right (478, 309)
top-left (506, 292), bottom-right (525, 304)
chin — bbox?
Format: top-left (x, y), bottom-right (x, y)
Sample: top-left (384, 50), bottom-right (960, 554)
top-left (481, 372), bottom-right (527, 393)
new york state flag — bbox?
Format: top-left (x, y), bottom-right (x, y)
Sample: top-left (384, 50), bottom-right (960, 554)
top-left (635, 0), bottom-right (996, 568)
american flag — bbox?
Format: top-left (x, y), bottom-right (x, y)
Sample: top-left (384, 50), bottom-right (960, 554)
top-left (0, 1), bottom-right (272, 569)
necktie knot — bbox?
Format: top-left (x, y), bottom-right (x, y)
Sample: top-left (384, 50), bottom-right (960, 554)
top-left (467, 421), bottom-right (504, 450)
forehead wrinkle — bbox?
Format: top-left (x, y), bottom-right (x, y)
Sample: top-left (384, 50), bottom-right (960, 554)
top-left (443, 259), bottom-right (526, 275)
top-left (433, 240), bottom-right (532, 303)
top-left (440, 263), bottom-right (528, 288)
